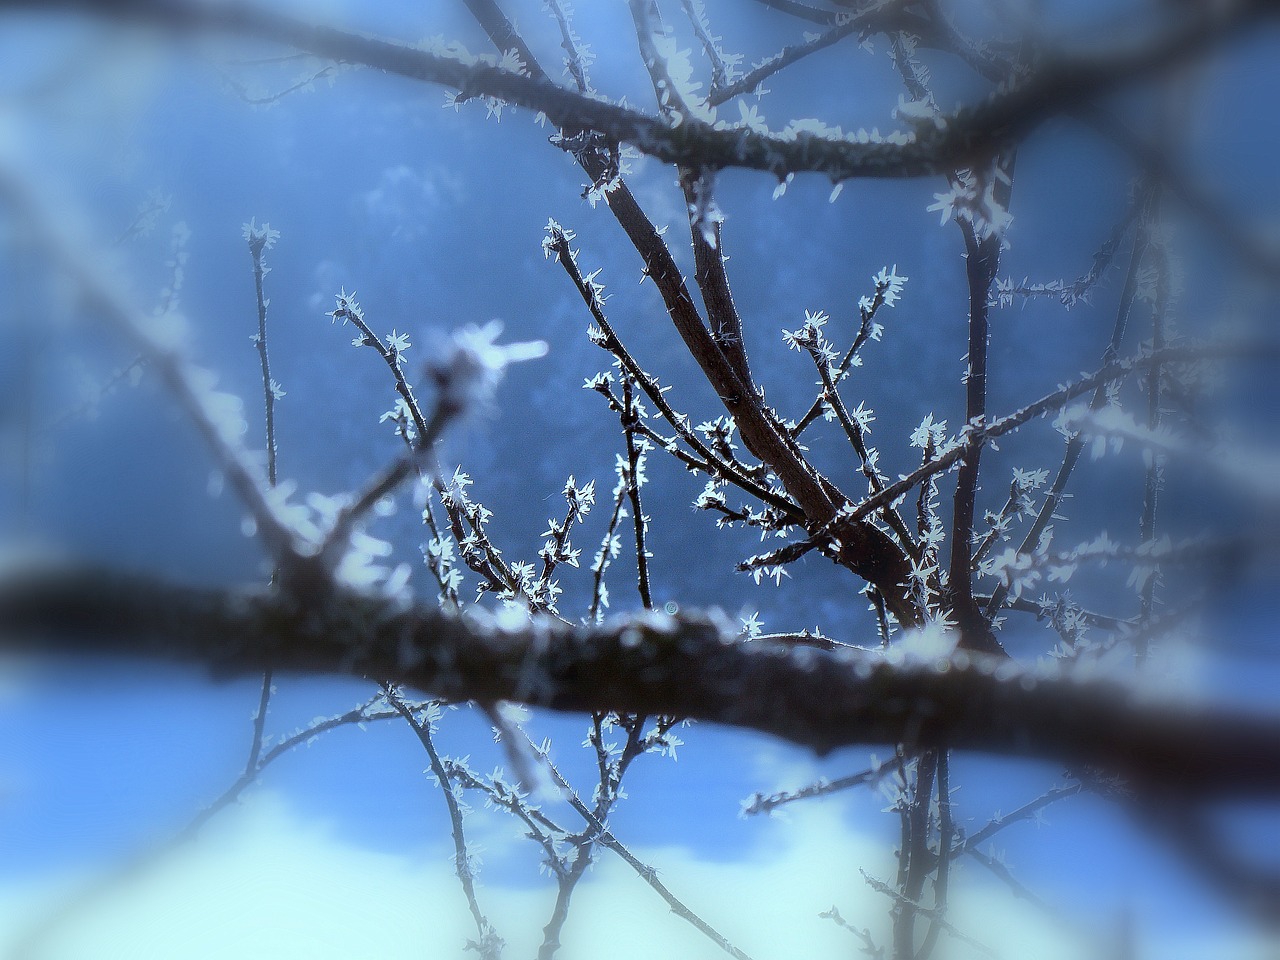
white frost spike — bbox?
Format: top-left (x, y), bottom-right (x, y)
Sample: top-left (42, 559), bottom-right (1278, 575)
top-left (772, 173), bottom-right (793, 200)
top-left (241, 218), bottom-right (280, 250)
top-left (828, 182), bottom-right (844, 203)
top-left (737, 101), bottom-right (768, 133)
top-left (896, 623), bottom-right (958, 662)
top-left (874, 265), bottom-right (908, 307)
top-left (430, 321), bottom-right (548, 418)
top-left (894, 95), bottom-right (944, 131)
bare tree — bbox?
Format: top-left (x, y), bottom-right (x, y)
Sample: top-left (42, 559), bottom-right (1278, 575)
top-left (1, 1), bottom-right (1278, 958)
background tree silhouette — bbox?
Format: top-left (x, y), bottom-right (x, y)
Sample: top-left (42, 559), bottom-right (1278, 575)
top-left (0, 1), bottom-right (1278, 958)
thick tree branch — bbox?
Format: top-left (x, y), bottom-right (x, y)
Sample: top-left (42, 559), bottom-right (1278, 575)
top-left (3, 562), bottom-right (1279, 798)
top-left (0, 0), bottom-right (1269, 182)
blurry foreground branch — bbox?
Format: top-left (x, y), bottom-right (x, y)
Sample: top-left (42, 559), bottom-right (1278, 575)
top-left (1, 561), bottom-right (1277, 799)
top-left (0, 0), bottom-right (1273, 182)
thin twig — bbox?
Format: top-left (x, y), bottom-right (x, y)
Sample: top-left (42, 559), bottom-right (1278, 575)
top-left (0, 165), bottom-right (303, 564)
top-left (384, 686), bottom-right (502, 955)
top-left (741, 756), bottom-right (904, 816)
top-left (957, 782), bottom-right (1083, 857)
top-left (529, 733), bottom-right (758, 960)
top-left (621, 376), bottom-right (654, 609)
top-left (710, 2), bottom-right (900, 106)
top-left (985, 187), bottom-right (1152, 617)
top-left (865, 870), bottom-right (998, 959)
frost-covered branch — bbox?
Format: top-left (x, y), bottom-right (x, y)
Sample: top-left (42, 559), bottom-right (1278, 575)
top-left (953, 782), bottom-right (1083, 857)
top-left (864, 870), bottom-right (997, 958)
top-left (529, 732), bottom-right (755, 960)
top-left (741, 755), bottom-right (903, 817)
top-left (384, 687), bottom-right (503, 957)
top-left (544, 0), bottom-right (593, 94)
top-left (747, 0), bottom-right (843, 26)
top-left (1, 0), bottom-right (1268, 182)
top-left (0, 166), bottom-right (304, 566)
top-left (797, 316), bottom-right (918, 554)
top-left (947, 159), bottom-right (1012, 655)
top-left (790, 268), bottom-right (897, 439)
top-left (984, 178), bottom-right (1156, 617)
top-left (322, 324), bottom-right (546, 564)
top-left (245, 220), bottom-right (280, 487)
top-left (679, 0), bottom-right (735, 94)
top-left (4, 562), bottom-right (1280, 797)
top-left (546, 221), bottom-right (801, 520)
top-left (618, 377), bottom-right (654, 610)
top-left (1060, 406), bottom-right (1280, 503)
top-left (708, 1), bottom-right (903, 106)
top-left (784, 340), bottom-right (1250, 573)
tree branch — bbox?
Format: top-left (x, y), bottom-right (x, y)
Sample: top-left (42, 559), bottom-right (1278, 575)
top-left (1, 0), bottom-right (1268, 182)
top-left (3, 562), bottom-right (1280, 797)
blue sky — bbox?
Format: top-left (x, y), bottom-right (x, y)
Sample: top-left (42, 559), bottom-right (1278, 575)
top-left (0, 2), bottom-right (1277, 957)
